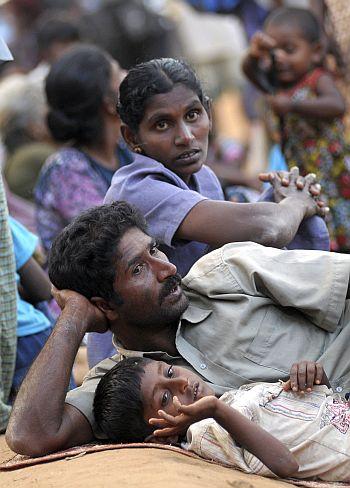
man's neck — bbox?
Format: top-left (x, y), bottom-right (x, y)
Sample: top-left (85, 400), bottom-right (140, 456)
top-left (113, 322), bottom-right (178, 356)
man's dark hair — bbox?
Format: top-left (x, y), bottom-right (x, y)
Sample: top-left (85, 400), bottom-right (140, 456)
top-left (48, 201), bottom-right (148, 302)
top-left (264, 7), bottom-right (321, 44)
top-left (117, 57), bottom-right (208, 133)
top-left (93, 357), bottom-right (154, 442)
top-left (45, 44), bottom-right (113, 145)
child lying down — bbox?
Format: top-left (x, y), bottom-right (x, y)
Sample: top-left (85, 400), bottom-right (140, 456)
top-left (93, 358), bottom-right (350, 482)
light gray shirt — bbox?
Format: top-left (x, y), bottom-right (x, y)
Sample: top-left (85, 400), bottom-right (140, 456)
top-left (66, 242), bottom-right (350, 436)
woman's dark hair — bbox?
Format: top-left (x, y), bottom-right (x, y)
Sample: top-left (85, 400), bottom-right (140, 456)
top-left (93, 357), bottom-right (154, 443)
top-left (264, 7), bottom-right (321, 44)
top-left (48, 201), bottom-right (148, 302)
top-left (117, 57), bottom-right (208, 133)
top-left (45, 44), bottom-right (112, 145)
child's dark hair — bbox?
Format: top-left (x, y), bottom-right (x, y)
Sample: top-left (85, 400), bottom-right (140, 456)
top-left (93, 357), bottom-right (154, 443)
top-left (264, 7), bottom-right (321, 44)
top-left (117, 57), bottom-right (208, 133)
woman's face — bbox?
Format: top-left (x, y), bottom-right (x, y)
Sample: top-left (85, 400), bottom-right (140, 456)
top-left (126, 84), bottom-right (211, 184)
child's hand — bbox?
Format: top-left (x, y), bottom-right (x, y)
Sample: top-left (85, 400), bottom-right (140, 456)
top-left (266, 94), bottom-right (292, 116)
top-left (149, 395), bottom-right (217, 439)
top-left (283, 361), bottom-right (330, 393)
top-left (249, 31), bottom-right (276, 60)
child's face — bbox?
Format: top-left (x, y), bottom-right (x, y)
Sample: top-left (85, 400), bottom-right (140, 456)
top-left (265, 23), bottom-right (320, 86)
top-left (140, 360), bottom-right (214, 422)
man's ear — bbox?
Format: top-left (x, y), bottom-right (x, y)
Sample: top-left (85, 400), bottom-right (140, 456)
top-left (90, 296), bottom-right (119, 321)
top-left (121, 124), bottom-right (139, 149)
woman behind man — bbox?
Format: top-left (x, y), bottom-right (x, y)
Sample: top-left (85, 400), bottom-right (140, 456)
top-left (35, 44), bottom-right (133, 256)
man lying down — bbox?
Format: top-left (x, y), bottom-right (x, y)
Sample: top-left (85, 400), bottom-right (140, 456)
top-left (94, 357), bottom-right (350, 481)
top-left (6, 201), bottom-right (350, 483)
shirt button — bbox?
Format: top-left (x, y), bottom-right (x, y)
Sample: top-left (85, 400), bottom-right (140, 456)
top-left (200, 363), bottom-right (207, 370)
top-left (336, 386), bottom-right (343, 393)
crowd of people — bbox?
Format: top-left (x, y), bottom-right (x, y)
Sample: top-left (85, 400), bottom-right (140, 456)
top-left (1, 0), bottom-right (350, 483)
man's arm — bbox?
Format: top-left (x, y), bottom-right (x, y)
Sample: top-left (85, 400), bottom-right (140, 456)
top-left (6, 290), bottom-right (108, 456)
top-left (150, 397), bottom-right (299, 478)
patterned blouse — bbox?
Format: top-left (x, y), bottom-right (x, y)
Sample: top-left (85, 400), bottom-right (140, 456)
top-left (35, 144), bottom-right (133, 254)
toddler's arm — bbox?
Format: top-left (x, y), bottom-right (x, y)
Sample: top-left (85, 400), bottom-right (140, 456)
top-left (242, 31), bottom-right (276, 93)
top-left (268, 73), bottom-right (345, 119)
top-left (150, 396), bottom-right (299, 478)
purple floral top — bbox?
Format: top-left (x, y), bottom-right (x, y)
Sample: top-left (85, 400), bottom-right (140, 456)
top-left (35, 146), bottom-right (133, 254)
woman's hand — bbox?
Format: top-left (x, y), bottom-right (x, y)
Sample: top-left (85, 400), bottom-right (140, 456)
top-left (283, 360), bottom-right (330, 393)
top-left (259, 167), bottom-right (328, 218)
top-left (149, 395), bottom-right (218, 438)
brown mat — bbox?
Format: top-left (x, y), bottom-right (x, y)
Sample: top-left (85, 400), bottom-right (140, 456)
top-left (0, 441), bottom-right (348, 488)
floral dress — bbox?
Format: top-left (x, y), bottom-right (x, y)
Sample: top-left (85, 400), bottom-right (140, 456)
top-left (273, 68), bottom-right (350, 251)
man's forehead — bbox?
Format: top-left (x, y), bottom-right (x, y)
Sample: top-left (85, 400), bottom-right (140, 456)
top-left (117, 227), bottom-right (152, 262)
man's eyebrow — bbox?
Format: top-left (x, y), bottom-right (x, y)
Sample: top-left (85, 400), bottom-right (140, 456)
top-left (125, 238), bottom-right (157, 270)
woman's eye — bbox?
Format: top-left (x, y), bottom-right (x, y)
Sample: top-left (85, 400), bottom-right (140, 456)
top-left (167, 366), bottom-right (174, 378)
top-left (161, 391), bottom-right (170, 407)
top-left (186, 110), bottom-right (200, 121)
top-left (155, 120), bottom-right (169, 130)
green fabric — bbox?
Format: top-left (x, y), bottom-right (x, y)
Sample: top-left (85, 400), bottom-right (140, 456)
top-left (0, 174), bottom-right (17, 431)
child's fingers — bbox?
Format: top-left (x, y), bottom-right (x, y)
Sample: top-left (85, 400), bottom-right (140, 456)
top-left (283, 379), bottom-right (292, 391)
top-left (152, 427), bottom-right (179, 437)
top-left (306, 362), bottom-right (316, 391)
top-left (297, 361), bottom-right (307, 393)
top-left (149, 417), bottom-right (170, 427)
top-left (315, 362), bottom-right (324, 385)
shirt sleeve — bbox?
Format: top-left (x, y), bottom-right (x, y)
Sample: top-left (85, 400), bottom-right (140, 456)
top-left (9, 216), bottom-right (38, 270)
top-left (106, 172), bottom-right (207, 247)
top-left (184, 241), bottom-right (350, 332)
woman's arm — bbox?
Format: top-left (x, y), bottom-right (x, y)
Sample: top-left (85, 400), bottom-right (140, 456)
top-left (176, 171), bottom-right (325, 249)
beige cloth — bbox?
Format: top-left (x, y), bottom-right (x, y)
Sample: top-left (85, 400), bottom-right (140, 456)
top-left (186, 383), bottom-right (350, 482)
top-left (66, 242), bottom-right (350, 436)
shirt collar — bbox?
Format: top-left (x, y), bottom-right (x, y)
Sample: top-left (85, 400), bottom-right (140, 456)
top-left (112, 305), bottom-right (211, 358)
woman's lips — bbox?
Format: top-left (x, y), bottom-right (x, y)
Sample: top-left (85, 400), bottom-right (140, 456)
top-left (175, 149), bottom-right (201, 164)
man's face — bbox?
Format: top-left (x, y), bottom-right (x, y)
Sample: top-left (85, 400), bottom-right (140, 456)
top-left (113, 228), bottom-right (189, 329)
top-left (141, 360), bottom-right (214, 421)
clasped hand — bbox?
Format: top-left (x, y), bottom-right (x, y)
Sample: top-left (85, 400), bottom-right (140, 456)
top-left (259, 166), bottom-right (329, 218)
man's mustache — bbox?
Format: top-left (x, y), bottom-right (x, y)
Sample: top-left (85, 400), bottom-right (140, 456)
top-left (159, 274), bottom-right (182, 303)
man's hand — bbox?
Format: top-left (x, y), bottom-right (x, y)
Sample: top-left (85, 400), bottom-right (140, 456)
top-left (51, 286), bottom-right (109, 334)
top-left (149, 395), bottom-right (218, 438)
top-left (266, 94), bottom-right (292, 116)
top-left (283, 361), bottom-right (330, 393)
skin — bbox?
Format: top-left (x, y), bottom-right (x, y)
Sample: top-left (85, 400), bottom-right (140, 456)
top-left (18, 256), bottom-right (52, 305)
top-left (242, 25), bottom-right (345, 119)
top-left (145, 360), bottom-right (330, 477)
top-left (7, 224), bottom-right (349, 457)
top-left (122, 84), bottom-right (327, 250)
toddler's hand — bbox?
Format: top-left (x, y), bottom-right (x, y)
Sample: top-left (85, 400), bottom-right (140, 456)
top-left (266, 94), bottom-right (291, 116)
top-left (283, 361), bottom-right (330, 393)
top-left (249, 31), bottom-right (276, 59)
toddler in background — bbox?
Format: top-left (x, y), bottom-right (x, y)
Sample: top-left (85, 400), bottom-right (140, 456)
top-left (243, 7), bottom-right (350, 252)
top-left (94, 357), bottom-right (350, 482)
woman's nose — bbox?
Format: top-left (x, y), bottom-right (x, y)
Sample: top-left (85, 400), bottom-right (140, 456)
top-left (175, 123), bottom-right (195, 146)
